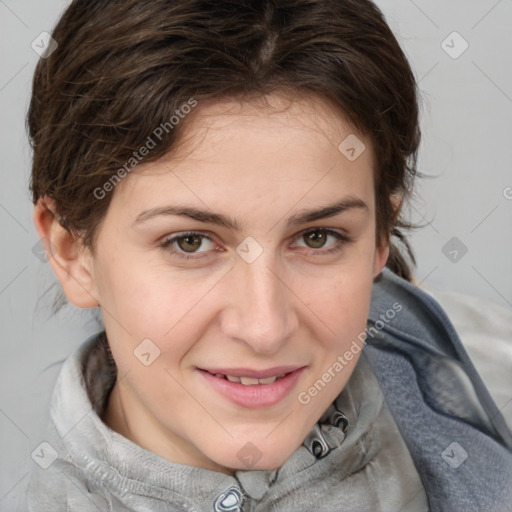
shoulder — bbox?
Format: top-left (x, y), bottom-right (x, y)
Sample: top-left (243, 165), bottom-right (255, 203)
top-left (364, 269), bottom-right (512, 509)
top-left (418, 284), bottom-right (512, 431)
top-left (367, 268), bottom-right (512, 447)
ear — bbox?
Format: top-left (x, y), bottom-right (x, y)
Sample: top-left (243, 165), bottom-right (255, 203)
top-left (373, 241), bottom-right (390, 278)
top-left (373, 193), bottom-right (402, 278)
top-left (33, 197), bottom-right (99, 308)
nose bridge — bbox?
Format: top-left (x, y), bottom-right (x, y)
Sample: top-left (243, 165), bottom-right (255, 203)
top-left (222, 253), bottom-right (296, 354)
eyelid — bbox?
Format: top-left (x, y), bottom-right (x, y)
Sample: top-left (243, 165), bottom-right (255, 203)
top-left (159, 227), bottom-right (352, 260)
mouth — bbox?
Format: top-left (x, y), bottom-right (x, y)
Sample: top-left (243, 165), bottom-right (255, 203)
top-left (197, 366), bottom-right (306, 408)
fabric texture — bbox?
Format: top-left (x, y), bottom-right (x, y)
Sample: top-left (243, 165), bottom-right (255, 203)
top-left (24, 268), bottom-right (512, 511)
top-left (420, 283), bottom-right (512, 432)
top-left (364, 269), bottom-right (512, 512)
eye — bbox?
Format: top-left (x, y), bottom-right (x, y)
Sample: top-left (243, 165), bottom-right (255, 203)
top-left (159, 232), bottom-right (216, 259)
top-left (293, 228), bottom-right (350, 254)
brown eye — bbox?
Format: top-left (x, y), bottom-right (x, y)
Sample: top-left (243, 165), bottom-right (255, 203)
top-left (303, 230), bottom-right (328, 249)
top-left (176, 234), bottom-right (203, 253)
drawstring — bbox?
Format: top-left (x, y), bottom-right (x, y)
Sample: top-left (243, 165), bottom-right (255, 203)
top-left (213, 487), bottom-right (244, 512)
top-left (303, 402), bottom-right (349, 459)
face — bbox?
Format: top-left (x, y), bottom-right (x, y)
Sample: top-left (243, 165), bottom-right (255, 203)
top-left (71, 93), bottom-right (388, 474)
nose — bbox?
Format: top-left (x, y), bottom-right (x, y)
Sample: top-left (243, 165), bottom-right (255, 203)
top-left (219, 255), bottom-right (298, 355)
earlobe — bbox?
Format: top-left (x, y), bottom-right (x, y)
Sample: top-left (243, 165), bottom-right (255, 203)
top-left (33, 197), bottom-right (99, 308)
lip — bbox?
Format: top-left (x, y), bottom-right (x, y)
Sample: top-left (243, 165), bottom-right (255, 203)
top-left (197, 366), bottom-right (306, 408)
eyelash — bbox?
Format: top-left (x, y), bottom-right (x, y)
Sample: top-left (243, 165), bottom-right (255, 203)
top-left (159, 228), bottom-right (352, 260)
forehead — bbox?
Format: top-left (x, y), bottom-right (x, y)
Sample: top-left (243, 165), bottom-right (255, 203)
top-left (111, 92), bottom-right (375, 213)
top-left (168, 92), bottom-right (371, 162)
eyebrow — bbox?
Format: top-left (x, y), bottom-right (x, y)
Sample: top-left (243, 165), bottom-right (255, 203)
top-left (133, 197), bottom-right (368, 231)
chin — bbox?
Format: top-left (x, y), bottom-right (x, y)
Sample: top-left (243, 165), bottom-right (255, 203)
top-left (207, 439), bottom-right (299, 474)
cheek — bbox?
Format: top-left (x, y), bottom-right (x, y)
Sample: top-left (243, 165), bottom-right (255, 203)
top-left (300, 254), bottom-right (376, 341)
top-left (316, 275), bottom-right (373, 342)
top-left (94, 254), bottom-right (219, 372)
top-left (94, 251), bottom-right (181, 331)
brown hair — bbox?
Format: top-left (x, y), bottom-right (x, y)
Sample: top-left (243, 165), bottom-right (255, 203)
top-left (28, 0), bottom-right (420, 292)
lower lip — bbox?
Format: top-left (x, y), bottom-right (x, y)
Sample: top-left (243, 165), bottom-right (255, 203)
top-left (198, 368), bottom-right (305, 408)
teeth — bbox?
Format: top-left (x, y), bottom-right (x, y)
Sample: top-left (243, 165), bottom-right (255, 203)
top-left (216, 374), bottom-right (286, 385)
top-left (258, 376), bottom-right (278, 384)
top-left (240, 376), bottom-right (260, 385)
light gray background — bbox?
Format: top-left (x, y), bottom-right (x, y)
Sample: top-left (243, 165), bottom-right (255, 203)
top-left (1, 0), bottom-right (511, 509)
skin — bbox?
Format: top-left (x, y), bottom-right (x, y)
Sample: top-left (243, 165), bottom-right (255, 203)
top-left (34, 92), bottom-right (389, 475)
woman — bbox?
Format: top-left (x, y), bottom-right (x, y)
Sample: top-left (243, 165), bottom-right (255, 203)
top-left (26, 0), bottom-right (512, 510)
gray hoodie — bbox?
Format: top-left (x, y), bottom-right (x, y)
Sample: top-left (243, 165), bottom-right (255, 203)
top-left (25, 269), bottom-right (512, 511)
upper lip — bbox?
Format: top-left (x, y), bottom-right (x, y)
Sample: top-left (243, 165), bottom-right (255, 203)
top-left (199, 365), bottom-right (305, 379)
